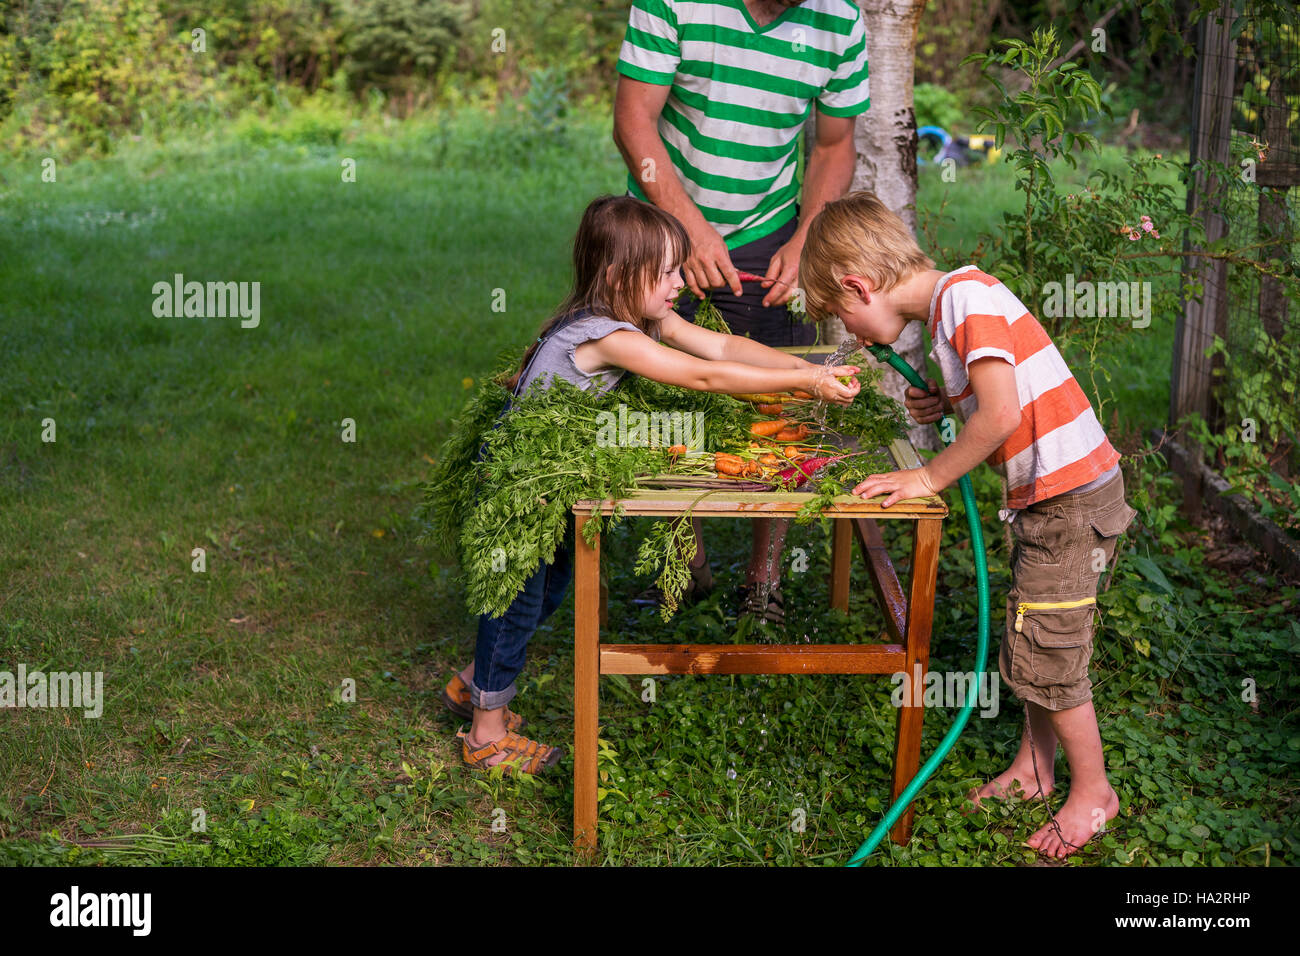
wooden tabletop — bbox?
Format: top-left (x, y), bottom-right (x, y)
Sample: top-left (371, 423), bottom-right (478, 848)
top-left (573, 438), bottom-right (948, 519)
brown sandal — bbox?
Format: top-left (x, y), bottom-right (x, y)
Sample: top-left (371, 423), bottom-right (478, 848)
top-left (457, 727), bottom-right (563, 775)
top-left (441, 674), bottom-right (525, 732)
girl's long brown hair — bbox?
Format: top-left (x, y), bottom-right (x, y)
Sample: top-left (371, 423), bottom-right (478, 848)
top-left (503, 195), bottom-right (690, 394)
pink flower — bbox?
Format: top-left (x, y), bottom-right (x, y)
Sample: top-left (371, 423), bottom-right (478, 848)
top-left (1142, 220), bottom-right (1154, 233)
top-left (1128, 231), bottom-right (1140, 241)
top-left (1151, 229), bottom-right (1160, 238)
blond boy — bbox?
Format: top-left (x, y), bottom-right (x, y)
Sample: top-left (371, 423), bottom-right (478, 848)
top-left (800, 192), bottom-right (1138, 858)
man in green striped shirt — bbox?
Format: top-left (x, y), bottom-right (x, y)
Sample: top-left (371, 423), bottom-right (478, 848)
top-left (614, 0), bottom-right (871, 621)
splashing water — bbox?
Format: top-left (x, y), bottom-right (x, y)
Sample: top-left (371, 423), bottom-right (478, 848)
top-left (752, 340), bottom-right (863, 645)
top-left (753, 340), bottom-right (863, 645)
top-left (809, 338), bottom-right (864, 432)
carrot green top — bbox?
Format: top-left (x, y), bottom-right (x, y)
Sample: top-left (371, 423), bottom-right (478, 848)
top-left (617, 0), bottom-right (871, 248)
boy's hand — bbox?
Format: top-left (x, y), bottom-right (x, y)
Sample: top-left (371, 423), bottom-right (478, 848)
top-left (904, 378), bottom-right (948, 425)
top-left (852, 467), bottom-right (939, 507)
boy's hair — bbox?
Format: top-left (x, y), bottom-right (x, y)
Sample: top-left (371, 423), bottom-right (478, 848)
top-left (505, 195), bottom-right (689, 393)
top-left (799, 191), bottom-right (935, 322)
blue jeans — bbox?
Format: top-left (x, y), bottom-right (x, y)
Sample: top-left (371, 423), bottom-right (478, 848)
top-left (470, 523), bottom-right (575, 710)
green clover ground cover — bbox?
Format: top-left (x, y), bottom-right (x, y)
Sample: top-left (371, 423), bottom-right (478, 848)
top-left (0, 108), bottom-right (1294, 866)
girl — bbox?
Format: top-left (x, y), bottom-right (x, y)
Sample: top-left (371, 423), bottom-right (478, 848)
top-left (442, 195), bottom-right (860, 774)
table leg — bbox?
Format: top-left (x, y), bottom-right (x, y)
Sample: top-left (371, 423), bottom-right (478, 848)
top-left (573, 514), bottom-right (600, 855)
top-left (829, 518), bottom-right (851, 612)
top-left (890, 517), bottom-right (941, 846)
top-left (598, 573), bottom-right (608, 629)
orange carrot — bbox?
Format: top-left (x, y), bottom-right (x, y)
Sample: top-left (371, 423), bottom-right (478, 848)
top-left (758, 453), bottom-right (781, 467)
top-left (774, 424), bottom-right (810, 442)
top-left (790, 389), bottom-right (814, 400)
top-left (756, 403), bottom-right (784, 415)
top-left (714, 455), bottom-right (745, 475)
top-left (667, 444), bottom-right (687, 456)
top-left (749, 419), bottom-right (789, 437)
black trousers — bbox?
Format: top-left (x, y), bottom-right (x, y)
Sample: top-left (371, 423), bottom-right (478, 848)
top-left (674, 213), bottom-right (816, 348)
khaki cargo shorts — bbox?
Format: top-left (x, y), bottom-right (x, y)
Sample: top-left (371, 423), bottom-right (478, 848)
top-left (999, 470), bottom-right (1138, 711)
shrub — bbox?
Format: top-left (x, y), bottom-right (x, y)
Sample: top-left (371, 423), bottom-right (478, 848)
top-left (342, 0), bottom-right (468, 106)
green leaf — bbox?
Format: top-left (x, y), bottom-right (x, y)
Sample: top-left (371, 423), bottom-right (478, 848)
top-left (1130, 556), bottom-right (1175, 595)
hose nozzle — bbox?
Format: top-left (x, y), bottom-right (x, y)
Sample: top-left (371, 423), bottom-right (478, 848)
top-left (863, 343), bottom-right (929, 392)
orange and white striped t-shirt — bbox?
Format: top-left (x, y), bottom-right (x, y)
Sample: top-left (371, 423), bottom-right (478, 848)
top-left (927, 266), bottom-right (1120, 510)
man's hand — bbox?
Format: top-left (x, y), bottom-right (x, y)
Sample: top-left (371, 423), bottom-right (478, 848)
top-left (760, 232), bottom-right (804, 307)
top-left (683, 221), bottom-right (742, 299)
top-left (852, 467), bottom-right (939, 507)
top-left (904, 378), bottom-right (949, 425)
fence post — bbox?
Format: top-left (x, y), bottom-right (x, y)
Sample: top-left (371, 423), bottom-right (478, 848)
top-left (1173, 0), bottom-right (1237, 519)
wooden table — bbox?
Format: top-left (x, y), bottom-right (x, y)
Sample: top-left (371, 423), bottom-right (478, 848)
top-left (570, 436), bottom-right (948, 854)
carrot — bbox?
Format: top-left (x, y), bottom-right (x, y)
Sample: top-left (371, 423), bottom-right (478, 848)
top-left (790, 389), bottom-right (814, 400)
top-left (774, 424), bottom-right (811, 443)
top-left (667, 444), bottom-right (687, 456)
top-left (714, 454), bottom-right (745, 476)
top-left (782, 446), bottom-right (806, 461)
top-left (756, 403), bottom-right (784, 415)
top-left (758, 453), bottom-right (781, 467)
top-left (749, 419), bottom-right (789, 437)
top-left (730, 392), bottom-right (788, 404)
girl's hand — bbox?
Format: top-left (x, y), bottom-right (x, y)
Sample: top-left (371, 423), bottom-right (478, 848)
top-left (809, 364), bottom-right (861, 405)
top-left (852, 467), bottom-right (939, 507)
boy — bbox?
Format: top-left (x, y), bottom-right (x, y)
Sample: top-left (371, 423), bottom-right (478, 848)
top-left (799, 192), bottom-right (1138, 859)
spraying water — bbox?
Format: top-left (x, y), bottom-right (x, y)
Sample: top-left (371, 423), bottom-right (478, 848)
top-left (753, 338), bottom-right (864, 642)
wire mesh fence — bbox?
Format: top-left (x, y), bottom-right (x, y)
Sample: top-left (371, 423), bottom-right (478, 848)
top-left (1181, 1), bottom-right (1300, 485)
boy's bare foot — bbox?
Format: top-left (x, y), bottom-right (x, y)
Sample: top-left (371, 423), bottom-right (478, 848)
top-left (963, 766), bottom-right (1054, 813)
top-left (1026, 785), bottom-right (1119, 859)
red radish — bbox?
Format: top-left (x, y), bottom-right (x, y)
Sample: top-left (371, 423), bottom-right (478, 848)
top-left (735, 271), bottom-right (792, 288)
top-left (778, 457), bottom-right (836, 488)
top-left (777, 450), bottom-right (875, 488)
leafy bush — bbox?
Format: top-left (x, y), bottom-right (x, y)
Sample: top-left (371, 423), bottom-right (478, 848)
top-left (1, 0), bottom-right (222, 155)
top-left (913, 82), bottom-right (965, 132)
top-left (342, 0), bottom-right (468, 105)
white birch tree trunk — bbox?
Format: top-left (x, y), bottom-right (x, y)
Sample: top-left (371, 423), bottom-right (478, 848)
top-left (818, 0), bottom-right (936, 452)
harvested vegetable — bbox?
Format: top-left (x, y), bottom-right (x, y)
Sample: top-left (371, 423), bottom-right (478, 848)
top-left (714, 453), bottom-right (746, 475)
top-left (415, 349), bottom-right (906, 620)
top-left (756, 403), bottom-right (784, 415)
top-left (749, 419), bottom-right (790, 437)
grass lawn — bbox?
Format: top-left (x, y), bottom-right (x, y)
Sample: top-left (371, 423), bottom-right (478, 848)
top-left (1, 107), bottom-right (1295, 866)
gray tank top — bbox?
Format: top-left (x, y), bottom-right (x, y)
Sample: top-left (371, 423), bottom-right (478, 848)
top-left (515, 311), bottom-right (660, 397)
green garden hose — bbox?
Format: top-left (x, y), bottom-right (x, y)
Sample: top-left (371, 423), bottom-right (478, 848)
top-left (844, 344), bottom-right (992, 866)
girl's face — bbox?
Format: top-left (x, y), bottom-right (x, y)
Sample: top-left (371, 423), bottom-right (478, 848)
top-left (641, 249), bottom-right (685, 321)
